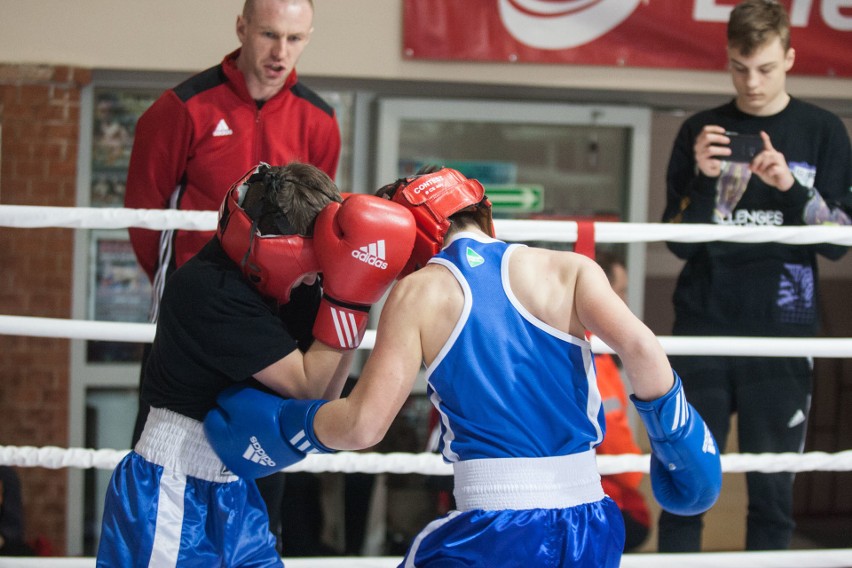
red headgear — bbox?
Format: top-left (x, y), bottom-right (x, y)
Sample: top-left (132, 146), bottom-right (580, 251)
top-left (217, 163), bottom-right (321, 304)
top-left (385, 168), bottom-right (494, 276)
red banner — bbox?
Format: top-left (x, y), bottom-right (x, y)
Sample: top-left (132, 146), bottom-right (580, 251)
top-left (403, 0), bottom-right (852, 77)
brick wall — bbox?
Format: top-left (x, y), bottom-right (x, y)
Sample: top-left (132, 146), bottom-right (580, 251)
top-left (0, 63), bottom-right (90, 555)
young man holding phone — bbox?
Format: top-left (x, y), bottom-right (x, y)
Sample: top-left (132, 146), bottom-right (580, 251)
top-left (660, 0), bottom-right (852, 553)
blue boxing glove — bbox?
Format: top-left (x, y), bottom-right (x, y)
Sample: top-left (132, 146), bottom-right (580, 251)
top-left (203, 385), bottom-right (334, 480)
top-left (631, 372), bottom-right (722, 516)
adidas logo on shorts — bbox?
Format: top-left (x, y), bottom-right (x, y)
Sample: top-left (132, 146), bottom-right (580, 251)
top-left (242, 435), bottom-right (276, 467)
top-left (351, 240), bottom-right (388, 269)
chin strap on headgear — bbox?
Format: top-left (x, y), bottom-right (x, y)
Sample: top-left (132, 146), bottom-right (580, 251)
top-left (383, 168), bottom-right (494, 276)
top-left (217, 163), bottom-right (320, 304)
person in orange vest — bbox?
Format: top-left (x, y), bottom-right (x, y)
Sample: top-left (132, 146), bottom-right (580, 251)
top-left (595, 251), bottom-right (651, 552)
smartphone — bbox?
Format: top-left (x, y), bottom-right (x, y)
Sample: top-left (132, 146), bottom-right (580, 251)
top-left (725, 131), bottom-right (764, 163)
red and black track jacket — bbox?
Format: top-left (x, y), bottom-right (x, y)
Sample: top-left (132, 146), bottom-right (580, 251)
top-left (125, 48), bottom-right (341, 290)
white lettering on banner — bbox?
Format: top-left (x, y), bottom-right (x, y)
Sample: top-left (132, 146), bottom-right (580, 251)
top-left (823, 1), bottom-right (852, 31)
top-left (790, 0), bottom-right (815, 26)
top-left (692, 0), bottom-right (730, 23)
top-left (693, 0), bottom-right (852, 30)
top-left (498, 0), bottom-right (642, 50)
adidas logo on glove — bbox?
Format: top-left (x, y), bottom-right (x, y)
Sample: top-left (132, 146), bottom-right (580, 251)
top-left (702, 423), bottom-right (717, 455)
top-left (242, 436), bottom-right (277, 467)
top-left (351, 240), bottom-right (388, 270)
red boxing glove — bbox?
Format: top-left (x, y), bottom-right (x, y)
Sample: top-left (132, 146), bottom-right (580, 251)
top-left (312, 194), bottom-right (415, 349)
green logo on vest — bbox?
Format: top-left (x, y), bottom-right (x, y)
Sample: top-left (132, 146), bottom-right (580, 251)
top-left (466, 247), bottom-right (484, 268)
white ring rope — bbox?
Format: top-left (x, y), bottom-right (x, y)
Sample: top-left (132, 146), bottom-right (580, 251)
top-left (3, 445), bottom-right (852, 476)
top-left (2, 204), bottom-right (852, 245)
top-left (3, 206), bottom-right (851, 485)
top-left (0, 205), bottom-right (216, 231)
top-left (1, 550), bottom-right (852, 568)
top-left (2, 315), bottom-right (852, 358)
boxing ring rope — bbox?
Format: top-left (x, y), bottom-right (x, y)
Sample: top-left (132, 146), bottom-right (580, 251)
top-left (2, 205), bottom-right (851, 566)
top-left (4, 203), bottom-right (852, 245)
top-left (2, 206), bottom-right (852, 476)
top-left (2, 444), bottom-right (852, 477)
top-left (4, 314), bottom-right (852, 357)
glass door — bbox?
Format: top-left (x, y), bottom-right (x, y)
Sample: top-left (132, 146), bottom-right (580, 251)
top-left (375, 98), bottom-right (651, 316)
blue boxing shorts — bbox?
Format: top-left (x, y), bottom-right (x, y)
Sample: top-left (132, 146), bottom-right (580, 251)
top-left (401, 452), bottom-right (624, 568)
top-left (96, 407), bottom-right (282, 568)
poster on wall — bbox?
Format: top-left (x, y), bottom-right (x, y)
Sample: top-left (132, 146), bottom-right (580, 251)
top-left (403, 0), bottom-right (852, 77)
top-left (86, 88), bottom-right (158, 362)
top-left (87, 231), bottom-right (152, 363)
top-left (90, 89), bottom-right (158, 207)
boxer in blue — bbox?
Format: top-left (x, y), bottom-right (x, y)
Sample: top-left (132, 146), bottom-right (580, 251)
top-left (96, 163), bottom-right (415, 567)
top-left (206, 167), bottom-right (723, 567)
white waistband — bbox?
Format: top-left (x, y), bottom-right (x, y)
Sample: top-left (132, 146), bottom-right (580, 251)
top-left (452, 450), bottom-right (603, 511)
top-left (135, 407), bottom-right (239, 483)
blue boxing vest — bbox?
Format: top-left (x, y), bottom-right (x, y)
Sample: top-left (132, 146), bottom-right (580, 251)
top-left (425, 232), bottom-right (605, 463)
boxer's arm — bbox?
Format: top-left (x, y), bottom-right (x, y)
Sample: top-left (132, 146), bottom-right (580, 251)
top-left (312, 271), bottom-right (427, 450)
top-left (573, 256), bottom-right (673, 400)
top-left (573, 257), bottom-right (721, 515)
top-left (253, 343), bottom-right (354, 400)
